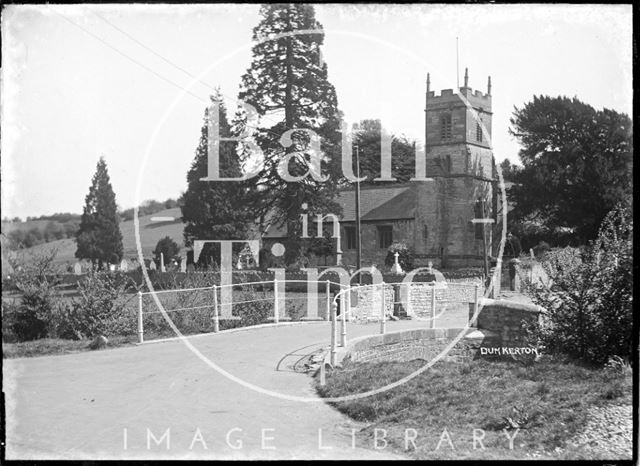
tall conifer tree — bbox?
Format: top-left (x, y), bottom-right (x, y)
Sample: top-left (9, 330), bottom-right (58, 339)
top-left (181, 91), bottom-right (253, 266)
top-left (237, 3), bottom-right (343, 264)
top-left (75, 157), bottom-right (123, 269)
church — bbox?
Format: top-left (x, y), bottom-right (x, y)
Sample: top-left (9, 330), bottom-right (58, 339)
top-left (263, 70), bottom-right (501, 269)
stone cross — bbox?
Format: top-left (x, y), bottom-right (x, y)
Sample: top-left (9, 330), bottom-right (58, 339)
top-left (390, 253), bottom-right (403, 275)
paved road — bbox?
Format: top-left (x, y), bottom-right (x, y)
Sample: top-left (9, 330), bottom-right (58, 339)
top-left (5, 319), bottom-right (452, 460)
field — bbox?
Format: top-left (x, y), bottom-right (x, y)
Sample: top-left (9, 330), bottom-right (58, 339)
top-left (4, 207), bottom-right (184, 268)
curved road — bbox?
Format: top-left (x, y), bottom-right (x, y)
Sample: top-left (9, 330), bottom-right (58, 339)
top-left (4, 320), bottom-right (437, 460)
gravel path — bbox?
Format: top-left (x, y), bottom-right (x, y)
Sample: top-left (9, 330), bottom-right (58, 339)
top-left (566, 403), bottom-right (633, 460)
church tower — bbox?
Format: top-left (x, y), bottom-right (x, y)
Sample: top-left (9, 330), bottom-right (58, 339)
top-left (415, 69), bottom-right (494, 268)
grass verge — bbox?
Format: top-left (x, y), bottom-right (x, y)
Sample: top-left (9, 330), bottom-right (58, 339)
top-left (2, 335), bottom-right (138, 358)
top-left (315, 357), bottom-right (631, 460)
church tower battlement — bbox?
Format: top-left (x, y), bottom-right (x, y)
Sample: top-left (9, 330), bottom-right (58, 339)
top-left (424, 69), bottom-right (493, 179)
top-left (415, 69), bottom-right (495, 268)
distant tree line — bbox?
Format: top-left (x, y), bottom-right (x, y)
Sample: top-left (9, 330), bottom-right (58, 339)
top-left (3, 197), bottom-right (181, 250)
top-left (119, 198), bottom-right (179, 221)
top-left (5, 220), bottom-right (80, 248)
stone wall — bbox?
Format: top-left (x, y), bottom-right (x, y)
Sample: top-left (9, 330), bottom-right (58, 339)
top-left (344, 328), bottom-right (475, 364)
top-left (469, 298), bottom-right (544, 346)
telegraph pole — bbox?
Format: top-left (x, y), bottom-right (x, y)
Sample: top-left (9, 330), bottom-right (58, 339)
top-left (355, 144), bottom-right (362, 285)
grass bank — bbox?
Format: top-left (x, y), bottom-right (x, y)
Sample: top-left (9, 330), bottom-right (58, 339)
top-left (316, 357), bottom-right (631, 460)
top-left (2, 335), bottom-right (138, 359)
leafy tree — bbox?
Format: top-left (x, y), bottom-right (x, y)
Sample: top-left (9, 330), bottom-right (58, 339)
top-left (352, 119), bottom-right (416, 185)
top-left (153, 236), bottom-right (180, 267)
top-left (181, 92), bottom-right (253, 266)
top-left (509, 96), bottom-right (632, 243)
top-left (523, 201), bottom-right (632, 364)
top-left (237, 4), bottom-right (344, 264)
top-left (498, 159), bottom-right (520, 182)
top-left (75, 157), bottom-right (124, 269)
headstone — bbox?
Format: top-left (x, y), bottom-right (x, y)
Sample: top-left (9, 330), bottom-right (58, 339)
top-left (160, 252), bottom-right (166, 272)
top-left (73, 262), bottom-right (82, 275)
top-left (120, 259), bottom-right (128, 272)
top-left (180, 257), bottom-right (187, 273)
top-left (149, 260), bottom-right (157, 271)
top-left (530, 248), bottom-right (535, 260)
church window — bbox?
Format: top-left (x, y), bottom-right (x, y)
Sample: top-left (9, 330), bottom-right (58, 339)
top-left (476, 122), bottom-right (483, 142)
top-left (377, 225), bottom-right (393, 249)
top-left (440, 114), bottom-right (452, 140)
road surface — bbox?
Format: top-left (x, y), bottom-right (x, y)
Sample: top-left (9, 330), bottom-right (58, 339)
top-left (5, 319), bottom-right (448, 460)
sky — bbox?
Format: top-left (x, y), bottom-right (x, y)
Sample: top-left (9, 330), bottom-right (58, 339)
top-left (1, 4), bottom-right (633, 219)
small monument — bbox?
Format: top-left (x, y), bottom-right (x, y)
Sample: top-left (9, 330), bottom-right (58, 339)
top-left (180, 256), bottom-right (187, 273)
top-left (120, 259), bottom-right (128, 272)
top-left (149, 260), bottom-right (157, 271)
top-left (73, 262), bottom-right (82, 275)
top-left (160, 252), bottom-right (166, 272)
top-left (390, 252), bottom-right (404, 275)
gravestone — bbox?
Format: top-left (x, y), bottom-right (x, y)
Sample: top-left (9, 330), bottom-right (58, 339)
top-left (160, 253), bottom-right (166, 273)
top-left (390, 252), bottom-right (404, 275)
top-left (149, 260), bottom-right (156, 271)
top-left (180, 257), bottom-right (187, 273)
top-left (120, 259), bottom-right (129, 272)
top-left (73, 262), bottom-right (82, 275)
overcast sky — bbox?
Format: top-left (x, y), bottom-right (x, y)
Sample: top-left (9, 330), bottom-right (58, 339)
top-left (1, 4), bottom-right (632, 219)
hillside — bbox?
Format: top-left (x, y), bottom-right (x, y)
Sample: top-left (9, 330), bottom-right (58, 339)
top-left (10, 208), bottom-right (185, 266)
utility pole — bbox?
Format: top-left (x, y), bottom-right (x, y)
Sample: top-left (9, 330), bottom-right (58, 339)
top-left (354, 144), bottom-right (362, 285)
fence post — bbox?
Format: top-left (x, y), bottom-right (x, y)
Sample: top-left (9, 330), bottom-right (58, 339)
top-left (273, 277), bottom-right (279, 324)
top-left (137, 291), bottom-right (144, 344)
top-left (340, 291), bottom-right (347, 347)
top-left (430, 284), bottom-right (436, 329)
top-left (331, 300), bottom-right (337, 366)
top-left (380, 283), bottom-right (386, 334)
top-left (212, 285), bottom-right (220, 333)
top-left (325, 280), bottom-right (330, 321)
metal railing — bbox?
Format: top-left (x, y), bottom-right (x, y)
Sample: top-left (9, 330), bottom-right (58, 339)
top-left (137, 279), bottom-right (348, 343)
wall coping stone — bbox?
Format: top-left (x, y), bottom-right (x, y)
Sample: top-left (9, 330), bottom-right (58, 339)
top-left (479, 298), bottom-right (545, 314)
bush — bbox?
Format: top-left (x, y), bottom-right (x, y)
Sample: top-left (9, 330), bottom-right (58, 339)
top-left (3, 249), bottom-right (61, 342)
top-left (523, 202), bottom-right (632, 365)
top-left (384, 242), bottom-right (415, 271)
top-left (56, 271), bottom-right (138, 340)
top-left (10, 281), bottom-right (58, 340)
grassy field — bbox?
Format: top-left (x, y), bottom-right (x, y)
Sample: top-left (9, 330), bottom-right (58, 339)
top-left (316, 357), bottom-right (632, 460)
top-left (7, 207), bottom-right (184, 267)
